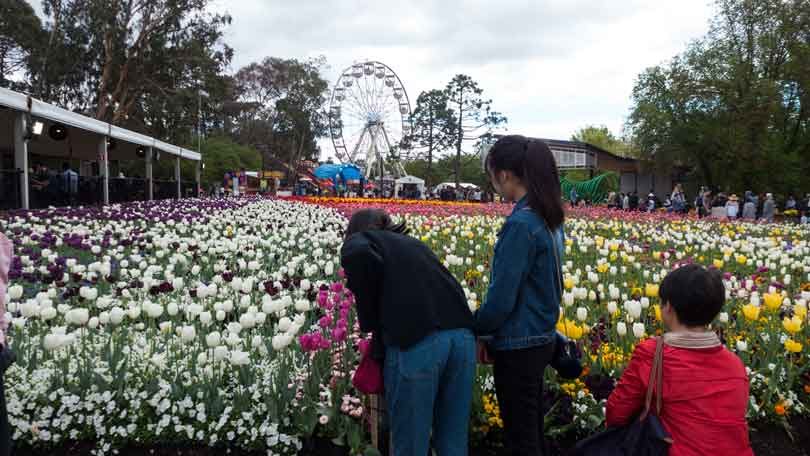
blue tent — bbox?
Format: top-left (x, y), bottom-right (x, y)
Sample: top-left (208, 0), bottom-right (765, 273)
top-left (312, 163), bottom-right (364, 191)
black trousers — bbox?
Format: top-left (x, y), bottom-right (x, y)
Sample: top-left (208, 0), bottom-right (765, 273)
top-left (493, 343), bottom-right (555, 456)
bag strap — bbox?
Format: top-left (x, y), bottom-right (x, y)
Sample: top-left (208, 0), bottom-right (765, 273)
top-left (545, 225), bottom-right (563, 300)
top-left (642, 336), bottom-right (665, 419)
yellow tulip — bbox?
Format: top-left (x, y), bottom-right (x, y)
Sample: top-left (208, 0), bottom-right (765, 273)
top-left (784, 338), bottom-right (803, 353)
top-left (742, 304), bottom-right (760, 321)
top-left (597, 263), bottom-right (610, 274)
top-left (763, 293), bottom-right (783, 311)
top-left (556, 318), bottom-right (584, 340)
top-left (564, 277), bottom-right (574, 290)
top-left (794, 303), bottom-right (808, 320)
top-left (713, 259), bottom-right (725, 269)
top-left (645, 284), bottom-right (660, 298)
top-left (736, 255), bottom-right (748, 265)
top-left (654, 304), bottom-right (662, 322)
top-left (783, 316), bottom-right (802, 334)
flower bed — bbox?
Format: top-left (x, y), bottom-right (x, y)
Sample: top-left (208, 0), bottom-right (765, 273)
top-left (2, 197), bottom-right (810, 455)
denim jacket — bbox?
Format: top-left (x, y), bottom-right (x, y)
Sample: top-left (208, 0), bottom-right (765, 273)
top-left (474, 196), bottom-right (564, 350)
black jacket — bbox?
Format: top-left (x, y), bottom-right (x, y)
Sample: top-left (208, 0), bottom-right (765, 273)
top-left (340, 230), bottom-right (474, 353)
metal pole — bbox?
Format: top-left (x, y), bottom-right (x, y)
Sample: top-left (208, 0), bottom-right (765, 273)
top-left (13, 113), bottom-right (29, 210)
top-left (99, 137), bottom-right (109, 205)
top-left (175, 156), bottom-right (181, 199)
top-left (146, 147), bottom-right (154, 201)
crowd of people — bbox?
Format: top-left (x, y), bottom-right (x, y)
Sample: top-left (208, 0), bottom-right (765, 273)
top-left (602, 184), bottom-right (810, 223)
top-left (342, 135), bottom-right (754, 456)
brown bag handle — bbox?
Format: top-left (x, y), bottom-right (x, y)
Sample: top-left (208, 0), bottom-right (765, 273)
top-left (641, 336), bottom-right (665, 419)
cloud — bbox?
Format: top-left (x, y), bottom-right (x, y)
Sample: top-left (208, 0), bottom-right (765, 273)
top-left (213, 0), bottom-right (715, 160)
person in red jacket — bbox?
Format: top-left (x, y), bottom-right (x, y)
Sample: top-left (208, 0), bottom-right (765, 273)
top-left (606, 264), bottom-right (753, 456)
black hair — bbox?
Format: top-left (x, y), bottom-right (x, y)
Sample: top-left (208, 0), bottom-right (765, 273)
top-left (485, 135), bottom-right (565, 231)
top-left (62, 162), bottom-right (70, 171)
top-left (345, 209), bottom-right (408, 240)
top-left (659, 264), bottom-right (725, 327)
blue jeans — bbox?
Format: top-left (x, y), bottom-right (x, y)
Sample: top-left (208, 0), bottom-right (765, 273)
top-left (384, 328), bottom-right (476, 456)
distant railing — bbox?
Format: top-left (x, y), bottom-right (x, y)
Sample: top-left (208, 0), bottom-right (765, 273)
top-left (153, 179), bottom-right (178, 200)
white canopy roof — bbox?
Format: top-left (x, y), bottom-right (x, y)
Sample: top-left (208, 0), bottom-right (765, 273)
top-left (0, 87), bottom-right (200, 161)
top-left (395, 175), bottom-right (425, 185)
top-left (436, 182), bottom-right (479, 190)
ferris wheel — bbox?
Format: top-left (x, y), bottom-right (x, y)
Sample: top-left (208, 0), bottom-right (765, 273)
top-left (328, 61), bottom-right (412, 179)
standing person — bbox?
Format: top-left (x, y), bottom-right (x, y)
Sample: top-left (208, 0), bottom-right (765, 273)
top-left (61, 163), bottom-right (79, 207)
top-left (671, 184), bottom-right (686, 214)
top-left (726, 194), bottom-right (740, 219)
top-left (742, 195), bottom-right (757, 220)
top-left (761, 193), bottom-right (776, 222)
top-left (629, 191), bottom-right (639, 211)
top-left (341, 210), bottom-right (476, 456)
top-left (606, 265), bottom-right (753, 456)
top-left (569, 186), bottom-right (578, 208)
top-left (663, 194), bottom-right (672, 212)
top-left (475, 136), bottom-right (565, 456)
top-left (785, 194), bottom-right (797, 211)
top-left (622, 193), bottom-right (630, 211)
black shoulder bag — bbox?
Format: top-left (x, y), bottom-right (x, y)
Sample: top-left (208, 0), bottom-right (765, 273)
top-left (574, 337), bottom-right (672, 456)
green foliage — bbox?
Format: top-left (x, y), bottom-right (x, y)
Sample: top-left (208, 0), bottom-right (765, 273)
top-left (195, 136), bottom-right (261, 187)
top-left (626, 0), bottom-right (810, 193)
top-left (404, 89), bottom-right (456, 186)
top-left (571, 125), bottom-right (637, 158)
top-left (0, 0), bottom-right (44, 87)
top-left (444, 74), bottom-right (507, 186)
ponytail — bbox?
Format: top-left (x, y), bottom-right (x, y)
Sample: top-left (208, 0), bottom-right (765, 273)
top-left (486, 135), bottom-right (565, 231)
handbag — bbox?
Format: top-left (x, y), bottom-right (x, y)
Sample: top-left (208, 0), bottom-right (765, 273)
top-left (547, 226), bottom-right (583, 379)
top-left (352, 338), bottom-right (384, 395)
top-left (574, 337), bottom-right (672, 456)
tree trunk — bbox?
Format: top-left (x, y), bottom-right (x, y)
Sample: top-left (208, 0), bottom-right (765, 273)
top-left (426, 110), bottom-right (434, 187)
top-left (455, 90), bottom-right (463, 188)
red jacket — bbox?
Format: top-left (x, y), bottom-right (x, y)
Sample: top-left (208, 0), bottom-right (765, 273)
top-left (606, 338), bottom-right (753, 456)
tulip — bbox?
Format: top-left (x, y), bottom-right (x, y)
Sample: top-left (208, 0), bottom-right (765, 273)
top-left (213, 345), bottom-right (229, 362)
top-left (736, 340), bottom-right (747, 352)
top-left (180, 325), bottom-right (196, 343)
top-left (206, 331), bottom-right (221, 348)
top-left (109, 307), bottom-right (125, 325)
top-left (617, 322), bottom-right (628, 336)
top-left (632, 322), bottom-right (645, 339)
top-left (230, 350), bottom-right (250, 366)
top-left (66, 308), bottom-right (90, 326)
top-left (576, 307), bottom-right (588, 322)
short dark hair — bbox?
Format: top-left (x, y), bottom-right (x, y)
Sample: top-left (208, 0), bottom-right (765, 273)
top-left (659, 264), bottom-right (725, 326)
top-left (485, 135), bottom-right (564, 231)
top-left (345, 209), bottom-right (408, 240)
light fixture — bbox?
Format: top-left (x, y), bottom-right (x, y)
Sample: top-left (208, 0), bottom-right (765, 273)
top-left (32, 121), bottom-right (44, 136)
top-left (49, 123), bottom-right (68, 141)
top-left (202, 162), bottom-right (206, 169)
top-left (136, 146), bottom-right (146, 158)
top-left (107, 137), bottom-right (117, 151)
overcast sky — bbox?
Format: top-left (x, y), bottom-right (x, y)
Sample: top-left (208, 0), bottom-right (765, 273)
top-left (209, 0), bottom-right (714, 160)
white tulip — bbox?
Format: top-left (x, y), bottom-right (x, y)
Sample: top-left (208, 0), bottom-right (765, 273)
top-left (239, 313), bottom-right (256, 329)
top-left (213, 345), bottom-right (229, 362)
top-left (167, 302), bottom-right (179, 316)
top-left (229, 350), bottom-right (250, 366)
top-left (632, 322), bottom-right (646, 339)
top-left (88, 317), bottom-right (99, 329)
top-left (736, 340), bottom-right (747, 352)
top-left (40, 306), bottom-right (57, 321)
top-left (222, 300), bottom-right (234, 313)
top-left (159, 321), bottom-right (173, 334)
top-left (144, 301), bottom-right (164, 319)
top-left (640, 297), bottom-right (650, 309)
top-left (19, 300), bottom-right (39, 318)
top-left (251, 335), bottom-right (264, 349)
top-left (227, 322), bottom-right (242, 335)
top-left (239, 295), bottom-right (251, 309)
top-left (607, 301), bottom-right (618, 315)
top-left (576, 307), bottom-right (588, 322)
top-left (109, 307), bottom-right (126, 325)
top-left (127, 306), bottom-right (141, 320)
top-left (277, 317), bottom-right (292, 332)
top-left (225, 332), bottom-right (241, 347)
top-left (199, 311), bottom-right (213, 326)
top-left (66, 308), bottom-right (90, 326)
top-left (625, 300), bottom-right (642, 320)
top-left (180, 325), bottom-right (196, 343)
top-left (216, 310), bottom-right (226, 321)
top-left (718, 312), bottom-right (729, 324)
top-left (562, 292), bottom-right (575, 307)
top-left (206, 331), bottom-right (221, 348)
top-left (254, 312), bottom-right (267, 325)
top-left (300, 279), bottom-right (311, 291)
top-left (617, 322), bottom-right (628, 336)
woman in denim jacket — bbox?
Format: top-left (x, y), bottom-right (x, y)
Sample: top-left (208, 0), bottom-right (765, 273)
top-left (475, 135), bottom-right (565, 456)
